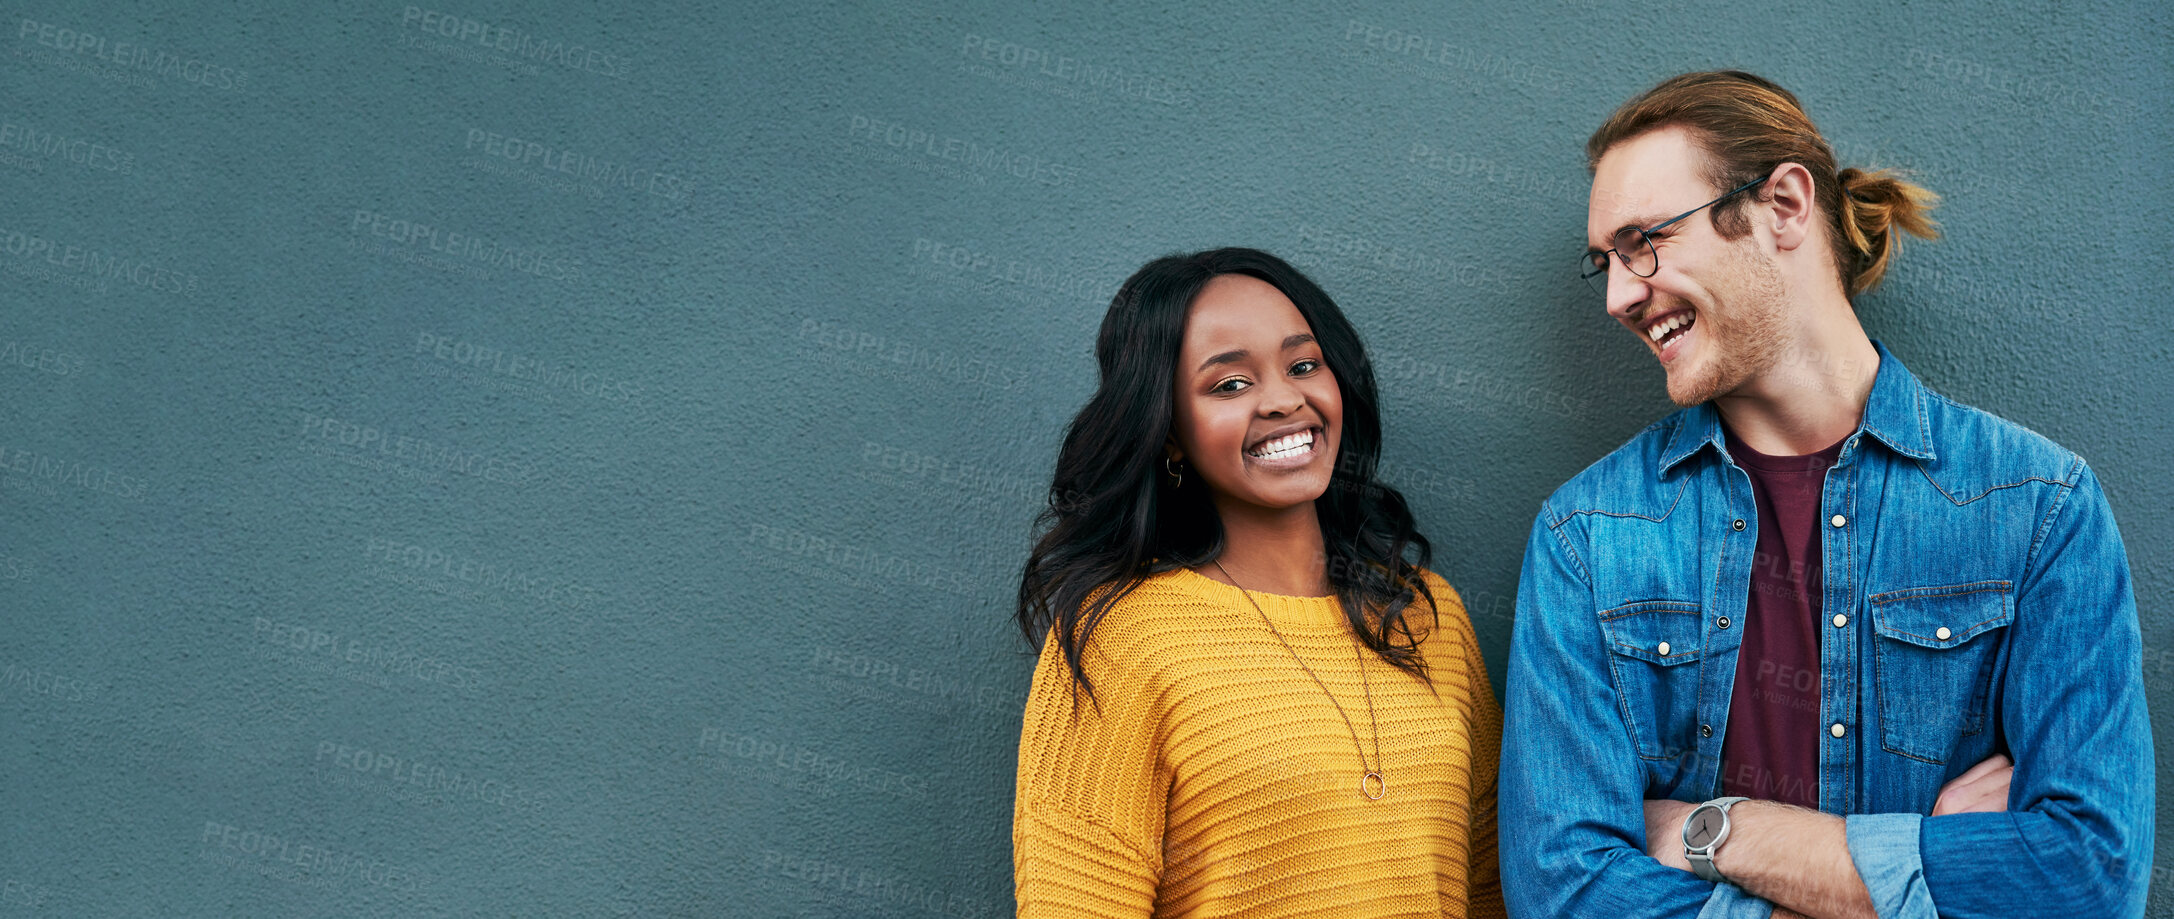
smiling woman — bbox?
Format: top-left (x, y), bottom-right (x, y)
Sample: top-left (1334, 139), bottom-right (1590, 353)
top-left (1011, 247), bottom-right (1504, 917)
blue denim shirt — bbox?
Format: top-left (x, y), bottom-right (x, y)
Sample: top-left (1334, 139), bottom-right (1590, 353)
top-left (1498, 343), bottom-right (2153, 918)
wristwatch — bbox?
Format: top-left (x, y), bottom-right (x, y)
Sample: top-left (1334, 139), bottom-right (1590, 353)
top-left (1682, 796), bottom-right (1750, 882)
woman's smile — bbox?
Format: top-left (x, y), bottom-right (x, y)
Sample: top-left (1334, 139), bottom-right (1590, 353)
top-left (1244, 424), bottom-right (1322, 470)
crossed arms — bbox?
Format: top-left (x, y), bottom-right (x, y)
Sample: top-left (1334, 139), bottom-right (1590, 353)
top-left (1634, 754), bottom-right (2011, 919)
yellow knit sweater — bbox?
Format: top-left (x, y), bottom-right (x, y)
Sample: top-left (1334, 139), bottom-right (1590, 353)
top-left (1013, 566), bottom-right (1505, 918)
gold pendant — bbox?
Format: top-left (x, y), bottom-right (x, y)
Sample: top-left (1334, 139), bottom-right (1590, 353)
top-left (1361, 771), bottom-right (1385, 800)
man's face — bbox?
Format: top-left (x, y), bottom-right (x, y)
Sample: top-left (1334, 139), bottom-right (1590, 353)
top-left (1588, 126), bottom-right (1788, 407)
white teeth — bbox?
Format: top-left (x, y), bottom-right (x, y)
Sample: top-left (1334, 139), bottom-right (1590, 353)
top-left (1249, 429), bottom-right (1316, 458)
top-left (1647, 313), bottom-right (1692, 342)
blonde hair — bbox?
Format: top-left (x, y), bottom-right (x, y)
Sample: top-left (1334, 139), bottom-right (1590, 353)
top-left (1588, 70), bottom-right (1940, 297)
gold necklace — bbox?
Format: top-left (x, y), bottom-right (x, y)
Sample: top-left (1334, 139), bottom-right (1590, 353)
top-left (1211, 559), bottom-right (1386, 801)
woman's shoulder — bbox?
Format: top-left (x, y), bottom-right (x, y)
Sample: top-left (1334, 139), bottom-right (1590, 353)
top-left (1025, 568), bottom-right (1233, 707)
top-left (1088, 567), bottom-right (1226, 633)
top-left (1063, 568), bottom-right (1228, 661)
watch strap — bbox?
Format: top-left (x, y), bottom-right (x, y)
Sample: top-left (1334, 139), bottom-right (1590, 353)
top-left (1689, 850), bottom-right (1724, 882)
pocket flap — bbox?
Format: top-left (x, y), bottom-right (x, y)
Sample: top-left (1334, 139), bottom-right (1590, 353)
top-left (1869, 580), bottom-right (2014, 648)
top-left (1599, 600), bottom-right (1704, 666)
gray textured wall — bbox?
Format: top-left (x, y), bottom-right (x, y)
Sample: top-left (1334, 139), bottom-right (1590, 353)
top-left (0, 0), bottom-right (2166, 915)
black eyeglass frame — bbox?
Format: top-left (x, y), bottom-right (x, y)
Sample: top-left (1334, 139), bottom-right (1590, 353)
top-left (1580, 175), bottom-right (1770, 294)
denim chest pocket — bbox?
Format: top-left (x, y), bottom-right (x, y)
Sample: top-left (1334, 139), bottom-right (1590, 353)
top-left (1598, 601), bottom-right (1705, 761)
top-left (1869, 581), bottom-right (2013, 765)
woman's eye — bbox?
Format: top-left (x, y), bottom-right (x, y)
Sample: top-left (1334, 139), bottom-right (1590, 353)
top-left (1211, 377), bottom-right (1250, 393)
top-left (1291, 359), bottom-right (1320, 375)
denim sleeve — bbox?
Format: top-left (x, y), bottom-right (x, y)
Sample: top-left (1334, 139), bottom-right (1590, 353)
top-left (1499, 508), bottom-right (1774, 919)
top-left (1916, 463), bottom-right (2155, 918)
top-left (1844, 813), bottom-right (1935, 917)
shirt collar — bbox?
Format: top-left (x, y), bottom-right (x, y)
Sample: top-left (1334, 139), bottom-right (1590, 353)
top-left (1855, 340), bottom-right (1937, 461)
top-left (1656, 340), bottom-right (1935, 478)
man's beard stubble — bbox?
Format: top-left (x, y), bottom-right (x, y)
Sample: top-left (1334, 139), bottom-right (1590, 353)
top-left (1665, 242), bottom-right (1790, 408)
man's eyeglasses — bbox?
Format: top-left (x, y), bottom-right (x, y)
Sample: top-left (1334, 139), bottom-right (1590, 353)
top-left (1580, 176), bottom-right (1768, 297)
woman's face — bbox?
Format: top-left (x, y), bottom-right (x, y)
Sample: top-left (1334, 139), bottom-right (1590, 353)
top-left (1168, 274), bottom-right (1344, 513)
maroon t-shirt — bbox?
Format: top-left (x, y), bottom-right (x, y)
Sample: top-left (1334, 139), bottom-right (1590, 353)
top-left (1718, 427), bottom-right (1846, 810)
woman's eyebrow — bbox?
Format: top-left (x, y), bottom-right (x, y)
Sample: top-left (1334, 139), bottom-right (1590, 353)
top-left (1198, 334), bottom-right (1318, 372)
top-left (1197, 349), bottom-right (1248, 372)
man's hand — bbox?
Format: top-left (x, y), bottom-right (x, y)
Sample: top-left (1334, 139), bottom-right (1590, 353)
top-left (1642, 798), bottom-right (1697, 870)
top-left (1932, 753), bottom-right (2012, 815)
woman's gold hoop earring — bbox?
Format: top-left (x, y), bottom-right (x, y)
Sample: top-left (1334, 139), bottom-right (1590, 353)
top-left (1164, 457), bottom-right (1183, 489)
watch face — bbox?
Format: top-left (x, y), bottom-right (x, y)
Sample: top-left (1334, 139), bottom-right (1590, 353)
top-left (1684, 808), bottom-right (1722, 847)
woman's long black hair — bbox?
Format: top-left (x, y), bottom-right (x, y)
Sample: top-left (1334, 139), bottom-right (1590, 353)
top-left (1015, 247), bottom-right (1436, 701)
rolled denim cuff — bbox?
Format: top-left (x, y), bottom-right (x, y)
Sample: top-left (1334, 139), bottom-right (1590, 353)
top-left (1845, 812), bottom-right (1938, 918)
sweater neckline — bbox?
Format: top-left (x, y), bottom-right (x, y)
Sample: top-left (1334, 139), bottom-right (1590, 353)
top-left (1167, 566), bottom-right (1349, 629)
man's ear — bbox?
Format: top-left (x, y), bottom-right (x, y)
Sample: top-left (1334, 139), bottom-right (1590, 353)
top-left (1765, 161), bottom-right (1817, 252)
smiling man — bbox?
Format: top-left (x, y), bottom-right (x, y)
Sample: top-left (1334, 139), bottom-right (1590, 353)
top-left (1497, 71), bottom-right (2152, 918)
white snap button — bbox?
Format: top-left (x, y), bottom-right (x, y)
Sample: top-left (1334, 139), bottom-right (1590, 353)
top-left (1657, 642), bottom-right (1671, 657)
top-left (1831, 723), bottom-right (1846, 738)
top-left (1936, 627), bottom-right (1952, 641)
top-left (1833, 614), bottom-right (1848, 628)
top-left (1830, 514), bottom-right (1847, 528)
